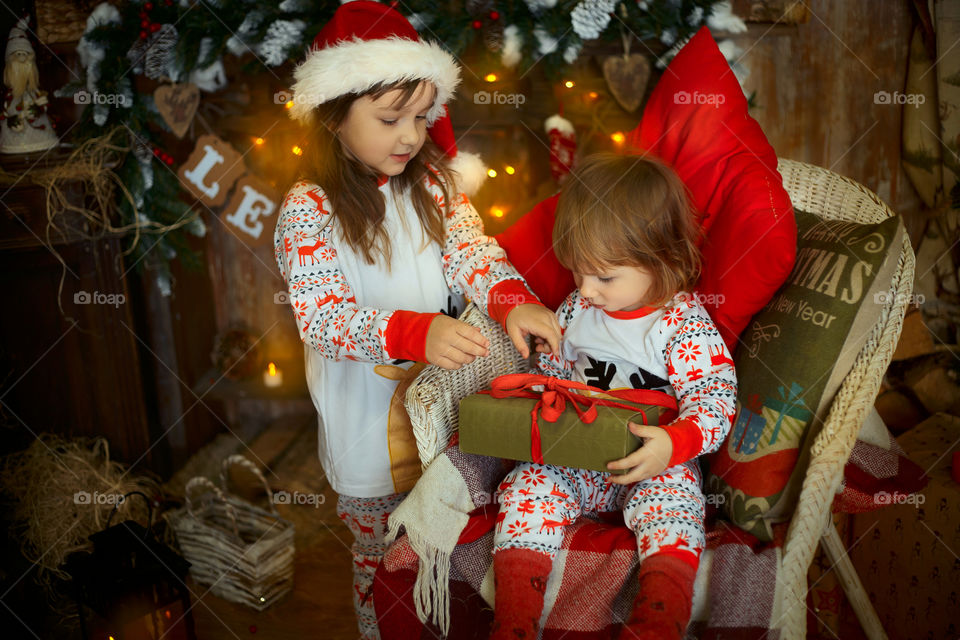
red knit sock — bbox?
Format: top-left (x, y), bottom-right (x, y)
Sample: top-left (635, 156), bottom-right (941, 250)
top-left (619, 551), bottom-right (698, 640)
top-left (491, 548), bottom-right (552, 640)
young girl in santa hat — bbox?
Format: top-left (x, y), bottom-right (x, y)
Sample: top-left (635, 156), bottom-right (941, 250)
top-left (274, 2), bottom-right (560, 637)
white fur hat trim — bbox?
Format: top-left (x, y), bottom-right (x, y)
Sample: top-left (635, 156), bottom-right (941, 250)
top-left (289, 36), bottom-right (460, 126)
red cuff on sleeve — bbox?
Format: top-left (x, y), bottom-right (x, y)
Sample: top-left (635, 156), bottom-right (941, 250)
top-left (487, 279), bottom-right (543, 328)
top-left (666, 418), bottom-right (703, 467)
top-left (384, 310), bottom-right (440, 362)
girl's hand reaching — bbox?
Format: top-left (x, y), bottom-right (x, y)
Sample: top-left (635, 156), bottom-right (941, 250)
top-left (505, 304), bottom-right (562, 359)
top-left (605, 423), bottom-right (673, 485)
top-left (425, 314), bottom-right (490, 369)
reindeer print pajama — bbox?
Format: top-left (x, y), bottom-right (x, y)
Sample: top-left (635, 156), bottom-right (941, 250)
top-left (493, 291), bottom-right (737, 562)
top-left (275, 169), bottom-right (540, 498)
top-left (275, 168), bottom-right (542, 639)
top-left (337, 492), bottom-right (407, 640)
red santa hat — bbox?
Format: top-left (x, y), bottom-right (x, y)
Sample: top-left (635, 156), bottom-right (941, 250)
top-left (289, 0), bottom-right (487, 194)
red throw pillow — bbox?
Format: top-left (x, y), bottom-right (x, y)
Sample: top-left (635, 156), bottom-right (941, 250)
top-left (628, 26), bottom-right (795, 347)
top-left (496, 26), bottom-right (796, 348)
top-left (494, 194), bottom-right (574, 312)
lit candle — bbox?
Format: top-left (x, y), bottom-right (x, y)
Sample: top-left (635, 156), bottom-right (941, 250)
top-left (263, 362), bottom-right (283, 388)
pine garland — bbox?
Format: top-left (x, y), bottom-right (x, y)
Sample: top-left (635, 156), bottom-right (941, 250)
top-left (63, 0), bottom-right (733, 279)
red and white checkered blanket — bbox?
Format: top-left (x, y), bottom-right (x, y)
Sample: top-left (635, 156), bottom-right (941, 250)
top-left (375, 429), bottom-right (926, 639)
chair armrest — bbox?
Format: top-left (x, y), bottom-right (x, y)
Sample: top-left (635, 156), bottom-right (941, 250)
top-left (777, 229), bottom-right (915, 639)
top-left (404, 302), bottom-right (530, 468)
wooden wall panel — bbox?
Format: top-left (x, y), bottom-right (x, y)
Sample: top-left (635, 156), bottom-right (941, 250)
top-left (204, 209), bottom-right (305, 388)
top-left (734, 1), bottom-right (921, 226)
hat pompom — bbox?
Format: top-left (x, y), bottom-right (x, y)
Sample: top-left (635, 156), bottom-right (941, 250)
top-left (448, 150), bottom-right (488, 197)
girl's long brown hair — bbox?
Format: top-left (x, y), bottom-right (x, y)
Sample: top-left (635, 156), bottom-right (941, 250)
top-left (297, 81), bottom-right (456, 266)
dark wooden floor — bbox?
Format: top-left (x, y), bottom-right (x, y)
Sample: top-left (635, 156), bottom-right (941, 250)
top-left (186, 414), bottom-right (361, 640)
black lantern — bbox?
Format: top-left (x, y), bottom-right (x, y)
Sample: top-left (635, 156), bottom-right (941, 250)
top-left (63, 491), bottom-right (196, 640)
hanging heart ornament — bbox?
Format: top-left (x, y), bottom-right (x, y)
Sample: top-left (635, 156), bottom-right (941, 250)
top-left (154, 82), bottom-right (200, 139)
top-left (602, 53), bottom-right (650, 113)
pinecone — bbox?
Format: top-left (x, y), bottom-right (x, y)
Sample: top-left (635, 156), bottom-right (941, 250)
top-left (484, 22), bottom-right (504, 52)
top-left (570, 0), bottom-right (616, 41)
top-left (144, 24), bottom-right (179, 81)
top-left (259, 19), bottom-right (307, 67)
top-left (131, 136), bottom-right (154, 166)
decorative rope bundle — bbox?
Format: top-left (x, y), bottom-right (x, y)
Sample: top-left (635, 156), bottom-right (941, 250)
top-left (0, 128), bottom-right (197, 312)
top-left (0, 435), bottom-right (159, 585)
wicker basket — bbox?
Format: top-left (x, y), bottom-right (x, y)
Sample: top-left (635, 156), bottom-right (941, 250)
top-left (405, 302), bottom-right (529, 467)
top-left (166, 455), bottom-right (295, 610)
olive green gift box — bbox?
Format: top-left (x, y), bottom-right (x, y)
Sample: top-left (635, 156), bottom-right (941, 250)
top-left (457, 378), bottom-right (675, 474)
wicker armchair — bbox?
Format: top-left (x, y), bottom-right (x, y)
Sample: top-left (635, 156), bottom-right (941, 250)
top-left (404, 159), bottom-right (914, 640)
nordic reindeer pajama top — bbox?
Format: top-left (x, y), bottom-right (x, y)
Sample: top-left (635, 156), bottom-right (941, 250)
top-left (493, 291), bottom-right (738, 560)
top-left (275, 168), bottom-right (540, 498)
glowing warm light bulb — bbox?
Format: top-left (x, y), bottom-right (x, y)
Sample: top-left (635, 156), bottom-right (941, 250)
top-left (589, 91), bottom-right (598, 99)
top-left (487, 168), bottom-right (497, 178)
top-left (490, 207), bottom-right (505, 218)
top-left (285, 101), bottom-right (294, 110)
top-left (504, 165), bottom-right (515, 175)
top-left (564, 80), bottom-right (575, 88)
top-left (610, 132), bottom-right (625, 145)
top-left (485, 73), bottom-right (498, 82)
top-left (254, 137), bottom-right (265, 146)
top-left (292, 145), bottom-right (303, 156)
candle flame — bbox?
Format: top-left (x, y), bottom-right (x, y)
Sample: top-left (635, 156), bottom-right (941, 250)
top-left (268, 362), bottom-right (277, 376)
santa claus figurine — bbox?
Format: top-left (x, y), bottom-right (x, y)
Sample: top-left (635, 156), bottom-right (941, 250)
top-left (2, 16), bottom-right (58, 154)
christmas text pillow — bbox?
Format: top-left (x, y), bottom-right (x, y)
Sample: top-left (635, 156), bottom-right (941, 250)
top-left (705, 210), bottom-right (906, 541)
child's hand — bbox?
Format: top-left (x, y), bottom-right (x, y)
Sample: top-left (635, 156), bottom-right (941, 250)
top-left (505, 304), bottom-right (562, 358)
top-left (605, 423), bottom-right (673, 485)
top-left (534, 337), bottom-right (552, 354)
top-left (425, 314), bottom-right (490, 370)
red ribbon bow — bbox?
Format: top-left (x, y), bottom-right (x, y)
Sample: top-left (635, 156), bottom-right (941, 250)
top-left (482, 373), bottom-right (679, 464)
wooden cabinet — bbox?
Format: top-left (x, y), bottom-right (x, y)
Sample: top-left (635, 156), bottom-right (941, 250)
top-left (0, 150), bottom-right (161, 467)
top-left (0, 150), bottom-right (222, 476)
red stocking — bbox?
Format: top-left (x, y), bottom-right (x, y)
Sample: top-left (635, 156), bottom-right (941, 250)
top-left (545, 113), bottom-right (576, 183)
top-left (491, 547), bottom-right (553, 640)
top-left (620, 550), bottom-right (698, 640)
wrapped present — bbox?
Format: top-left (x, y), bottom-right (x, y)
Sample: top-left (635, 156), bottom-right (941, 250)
top-left (458, 373), bottom-right (679, 473)
top-left (732, 393), bottom-right (766, 455)
top-left (761, 382), bottom-right (813, 448)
